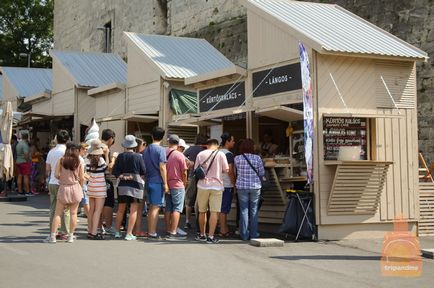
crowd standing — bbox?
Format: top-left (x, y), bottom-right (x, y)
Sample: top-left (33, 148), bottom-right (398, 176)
top-left (1, 126), bottom-right (267, 244)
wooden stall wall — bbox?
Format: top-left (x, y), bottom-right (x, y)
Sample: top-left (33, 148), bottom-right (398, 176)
top-left (99, 120), bottom-right (125, 154)
top-left (95, 89), bottom-right (126, 120)
top-left (127, 43), bottom-right (160, 115)
top-left (52, 89), bottom-right (74, 116)
top-left (32, 100), bottom-right (52, 115)
top-left (316, 54), bottom-right (418, 226)
top-left (52, 60), bottom-right (75, 116)
top-left (247, 10), bottom-right (305, 109)
top-left (77, 89), bottom-right (95, 127)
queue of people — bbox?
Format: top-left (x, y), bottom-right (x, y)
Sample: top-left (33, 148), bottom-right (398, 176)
top-left (39, 126), bottom-right (265, 244)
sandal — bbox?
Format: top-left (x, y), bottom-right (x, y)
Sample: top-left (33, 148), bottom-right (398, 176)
top-left (88, 233), bottom-right (104, 240)
top-left (217, 232), bottom-right (232, 238)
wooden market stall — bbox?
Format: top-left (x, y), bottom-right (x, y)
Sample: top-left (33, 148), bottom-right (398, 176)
top-left (124, 32), bottom-right (245, 143)
top-left (237, 0), bottom-right (428, 239)
top-left (50, 50), bottom-right (127, 143)
top-left (0, 67), bottom-right (57, 144)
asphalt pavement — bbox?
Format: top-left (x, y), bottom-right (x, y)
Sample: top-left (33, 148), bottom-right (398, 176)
top-left (1, 195), bottom-right (433, 288)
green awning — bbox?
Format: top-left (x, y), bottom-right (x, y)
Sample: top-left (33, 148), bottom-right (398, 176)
top-left (169, 89), bottom-right (197, 115)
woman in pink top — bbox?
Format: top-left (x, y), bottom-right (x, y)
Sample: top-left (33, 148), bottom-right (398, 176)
top-left (48, 144), bottom-right (84, 243)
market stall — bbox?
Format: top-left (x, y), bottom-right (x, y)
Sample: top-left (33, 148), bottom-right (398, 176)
top-left (50, 50), bottom-right (127, 142)
top-left (124, 32), bottom-right (245, 143)
top-left (238, 0), bottom-right (428, 239)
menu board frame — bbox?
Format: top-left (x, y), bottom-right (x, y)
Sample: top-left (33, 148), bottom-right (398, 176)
top-left (323, 116), bottom-right (369, 161)
top-left (198, 82), bottom-right (246, 112)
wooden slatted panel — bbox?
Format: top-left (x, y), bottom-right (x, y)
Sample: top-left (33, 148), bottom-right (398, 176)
top-left (327, 161), bottom-right (391, 215)
top-left (375, 61), bottom-right (416, 109)
top-left (167, 125), bottom-right (198, 144)
top-left (419, 182), bottom-right (434, 236)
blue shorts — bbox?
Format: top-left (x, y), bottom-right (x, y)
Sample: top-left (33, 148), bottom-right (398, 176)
top-left (81, 186), bottom-right (89, 205)
top-left (147, 183), bottom-right (165, 207)
top-left (165, 188), bottom-right (185, 213)
top-left (221, 187), bottom-right (233, 214)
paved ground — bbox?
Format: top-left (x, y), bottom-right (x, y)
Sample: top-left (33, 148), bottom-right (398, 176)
top-left (1, 195), bottom-right (433, 288)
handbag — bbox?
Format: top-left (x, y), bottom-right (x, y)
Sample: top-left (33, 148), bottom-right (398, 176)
top-left (194, 150), bottom-right (217, 180)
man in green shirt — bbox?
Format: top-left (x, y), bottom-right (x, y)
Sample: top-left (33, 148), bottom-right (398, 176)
top-left (16, 133), bottom-right (31, 195)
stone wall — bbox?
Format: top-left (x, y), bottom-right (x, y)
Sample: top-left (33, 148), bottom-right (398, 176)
top-left (54, 0), bottom-right (434, 161)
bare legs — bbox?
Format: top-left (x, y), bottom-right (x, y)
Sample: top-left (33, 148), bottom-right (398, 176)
top-left (199, 211), bottom-right (219, 237)
top-left (134, 202), bottom-right (145, 235)
top-left (147, 205), bottom-right (160, 235)
top-left (51, 201), bottom-right (79, 236)
top-left (88, 197), bottom-right (105, 235)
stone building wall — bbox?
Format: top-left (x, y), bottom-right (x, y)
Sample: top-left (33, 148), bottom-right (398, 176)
top-left (54, 0), bottom-right (434, 161)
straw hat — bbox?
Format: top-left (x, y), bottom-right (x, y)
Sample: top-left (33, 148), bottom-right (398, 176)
top-left (122, 135), bottom-right (137, 149)
top-left (89, 139), bottom-right (103, 155)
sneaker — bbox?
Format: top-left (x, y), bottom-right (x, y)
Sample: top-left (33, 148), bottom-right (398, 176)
top-left (103, 227), bottom-right (115, 235)
top-left (206, 236), bottom-right (219, 244)
top-left (166, 233), bottom-right (187, 241)
top-left (184, 222), bottom-right (192, 230)
top-left (25, 192), bottom-right (34, 196)
top-left (114, 232), bottom-right (122, 239)
top-left (125, 234), bottom-right (137, 241)
top-left (45, 235), bottom-right (56, 243)
top-left (147, 234), bottom-right (163, 241)
top-left (176, 227), bottom-right (188, 236)
top-left (67, 234), bottom-right (74, 243)
top-left (195, 234), bottom-right (207, 241)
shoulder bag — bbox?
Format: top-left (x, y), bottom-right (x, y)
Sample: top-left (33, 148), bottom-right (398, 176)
top-left (194, 150), bottom-right (217, 180)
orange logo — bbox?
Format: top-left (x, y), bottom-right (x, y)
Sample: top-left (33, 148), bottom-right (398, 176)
top-left (380, 217), bottom-right (422, 277)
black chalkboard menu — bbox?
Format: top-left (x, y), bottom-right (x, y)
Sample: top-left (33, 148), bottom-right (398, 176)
top-left (199, 82), bottom-right (245, 112)
top-left (252, 63), bottom-right (302, 97)
top-left (323, 117), bottom-right (368, 161)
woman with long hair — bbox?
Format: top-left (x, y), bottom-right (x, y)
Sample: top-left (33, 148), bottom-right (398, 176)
top-left (234, 139), bottom-right (265, 241)
top-left (48, 143), bottom-right (84, 243)
top-left (85, 140), bottom-right (108, 240)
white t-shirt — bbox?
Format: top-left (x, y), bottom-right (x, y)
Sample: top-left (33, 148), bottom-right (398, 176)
top-left (46, 144), bottom-right (66, 185)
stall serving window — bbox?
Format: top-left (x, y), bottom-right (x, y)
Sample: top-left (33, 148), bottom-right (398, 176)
top-left (322, 116), bottom-right (393, 215)
top-left (323, 116), bottom-right (370, 161)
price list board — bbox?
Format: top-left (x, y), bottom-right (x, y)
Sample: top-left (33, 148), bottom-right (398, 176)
top-left (323, 117), bottom-right (368, 160)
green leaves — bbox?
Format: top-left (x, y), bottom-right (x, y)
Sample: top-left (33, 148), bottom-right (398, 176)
top-left (0, 0), bottom-right (53, 68)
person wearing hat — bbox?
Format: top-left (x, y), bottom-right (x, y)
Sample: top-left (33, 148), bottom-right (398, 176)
top-left (85, 139), bottom-right (108, 240)
top-left (164, 135), bottom-right (188, 240)
top-left (112, 135), bottom-right (146, 241)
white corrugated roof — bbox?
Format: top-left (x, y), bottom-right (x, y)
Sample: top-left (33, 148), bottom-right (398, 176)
top-left (243, 0), bottom-right (428, 60)
top-left (50, 50), bottom-right (127, 88)
top-left (124, 32), bottom-right (239, 80)
top-left (0, 67), bottom-right (52, 98)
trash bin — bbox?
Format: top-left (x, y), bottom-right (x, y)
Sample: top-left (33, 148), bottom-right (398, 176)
top-left (279, 192), bottom-right (316, 241)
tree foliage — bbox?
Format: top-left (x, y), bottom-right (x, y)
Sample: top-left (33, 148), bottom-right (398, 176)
top-left (0, 0), bottom-right (53, 68)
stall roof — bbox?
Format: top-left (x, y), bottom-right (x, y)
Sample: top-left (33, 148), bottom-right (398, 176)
top-left (0, 67), bottom-right (52, 98)
top-left (242, 0), bottom-right (428, 61)
top-left (124, 32), bottom-right (245, 84)
top-left (50, 50), bottom-right (127, 88)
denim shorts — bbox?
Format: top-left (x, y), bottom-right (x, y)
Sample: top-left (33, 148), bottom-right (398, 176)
top-left (81, 190), bottom-right (89, 205)
top-left (147, 182), bottom-right (165, 207)
top-left (220, 187), bottom-right (234, 214)
top-left (165, 188), bottom-right (185, 213)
